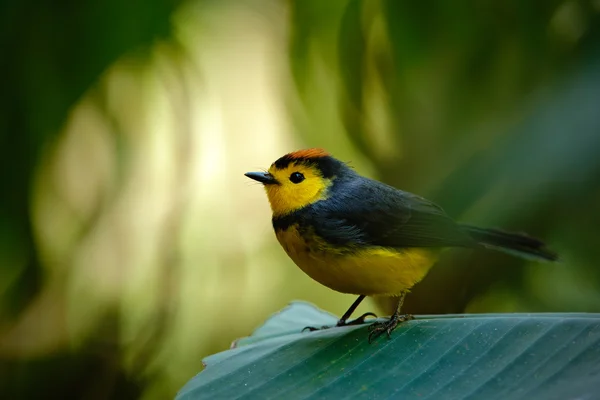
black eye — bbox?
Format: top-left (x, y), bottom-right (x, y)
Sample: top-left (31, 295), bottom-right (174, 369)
top-left (289, 172), bottom-right (305, 184)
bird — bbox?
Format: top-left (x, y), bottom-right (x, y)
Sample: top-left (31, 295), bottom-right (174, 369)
top-left (245, 148), bottom-right (558, 342)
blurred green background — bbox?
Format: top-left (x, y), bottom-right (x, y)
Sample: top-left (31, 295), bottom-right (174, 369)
top-left (2, 0), bottom-right (600, 398)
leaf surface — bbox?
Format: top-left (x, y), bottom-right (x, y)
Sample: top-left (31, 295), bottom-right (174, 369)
top-left (177, 302), bottom-right (600, 400)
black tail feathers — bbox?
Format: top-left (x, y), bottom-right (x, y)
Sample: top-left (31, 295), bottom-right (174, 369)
top-left (460, 224), bottom-right (558, 262)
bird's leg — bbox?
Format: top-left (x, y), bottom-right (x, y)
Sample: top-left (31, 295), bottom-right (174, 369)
top-left (336, 295), bottom-right (377, 326)
top-left (367, 292), bottom-right (413, 343)
top-left (303, 295), bottom-right (377, 332)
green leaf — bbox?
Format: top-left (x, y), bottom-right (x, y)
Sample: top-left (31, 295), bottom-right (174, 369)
top-left (177, 302), bottom-right (600, 399)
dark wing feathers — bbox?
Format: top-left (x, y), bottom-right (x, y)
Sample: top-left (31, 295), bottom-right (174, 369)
top-left (307, 177), bottom-right (474, 249)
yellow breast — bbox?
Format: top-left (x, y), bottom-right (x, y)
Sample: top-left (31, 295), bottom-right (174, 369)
top-left (275, 225), bottom-right (439, 296)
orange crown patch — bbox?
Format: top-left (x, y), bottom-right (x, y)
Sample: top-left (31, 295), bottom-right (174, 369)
top-left (272, 148), bottom-right (331, 169)
top-left (285, 148), bottom-right (330, 160)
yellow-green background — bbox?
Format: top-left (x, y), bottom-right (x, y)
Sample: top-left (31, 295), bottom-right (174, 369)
top-left (2, 0), bottom-right (600, 398)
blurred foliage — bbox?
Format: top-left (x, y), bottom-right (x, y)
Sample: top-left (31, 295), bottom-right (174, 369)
top-left (0, 0), bottom-right (176, 319)
top-left (1, 0), bottom-right (600, 398)
top-left (1, 0), bottom-right (179, 398)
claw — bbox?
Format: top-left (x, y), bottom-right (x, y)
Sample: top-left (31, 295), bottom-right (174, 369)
top-left (367, 314), bottom-right (413, 343)
top-left (302, 311), bottom-right (378, 333)
top-left (337, 312), bottom-right (377, 327)
top-left (302, 325), bottom-right (330, 333)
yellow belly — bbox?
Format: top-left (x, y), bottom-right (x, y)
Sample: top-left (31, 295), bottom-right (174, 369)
top-left (276, 225), bottom-right (439, 296)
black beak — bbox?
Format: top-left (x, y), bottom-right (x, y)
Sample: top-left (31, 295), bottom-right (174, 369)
top-left (244, 171), bottom-right (279, 185)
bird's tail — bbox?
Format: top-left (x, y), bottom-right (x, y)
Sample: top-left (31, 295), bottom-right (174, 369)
top-left (459, 224), bottom-right (558, 262)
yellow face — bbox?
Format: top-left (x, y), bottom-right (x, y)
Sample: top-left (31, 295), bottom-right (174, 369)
top-left (265, 162), bottom-right (331, 216)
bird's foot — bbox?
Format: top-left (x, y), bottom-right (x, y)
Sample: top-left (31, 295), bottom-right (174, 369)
top-left (367, 313), bottom-right (413, 343)
top-left (302, 312), bottom-right (377, 333)
top-left (302, 326), bottom-right (326, 332)
top-left (337, 312), bottom-right (377, 327)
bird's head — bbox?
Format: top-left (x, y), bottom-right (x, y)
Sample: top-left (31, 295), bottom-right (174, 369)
top-left (245, 148), bottom-right (348, 216)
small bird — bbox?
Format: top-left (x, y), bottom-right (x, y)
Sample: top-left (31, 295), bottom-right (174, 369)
top-left (245, 149), bottom-right (558, 342)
